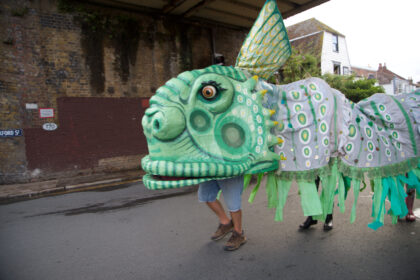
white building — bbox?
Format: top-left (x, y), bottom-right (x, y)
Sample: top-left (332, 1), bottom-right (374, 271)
top-left (376, 63), bottom-right (418, 95)
top-left (287, 18), bottom-right (352, 75)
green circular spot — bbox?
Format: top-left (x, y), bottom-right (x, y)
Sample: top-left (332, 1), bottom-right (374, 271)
top-left (365, 127), bottom-right (372, 137)
top-left (190, 110), bottom-right (211, 132)
top-left (304, 148), bottom-right (310, 156)
top-left (385, 114), bottom-right (391, 121)
top-left (320, 105), bottom-right (326, 116)
top-left (368, 141), bottom-right (374, 151)
top-left (298, 113), bottom-right (307, 125)
top-left (323, 138), bottom-right (329, 146)
top-left (221, 123), bottom-right (245, 148)
top-left (349, 124), bottom-right (356, 138)
top-left (291, 91), bottom-right (300, 100)
top-left (356, 117), bottom-right (361, 123)
top-left (379, 104), bottom-right (385, 111)
top-left (314, 93), bottom-right (322, 101)
top-left (320, 123), bottom-right (327, 132)
top-left (301, 129), bottom-right (309, 142)
top-left (310, 84), bottom-right (317, 90)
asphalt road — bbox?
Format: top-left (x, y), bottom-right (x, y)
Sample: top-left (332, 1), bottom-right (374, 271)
top-left (0, 180), bottom-right (419, 280)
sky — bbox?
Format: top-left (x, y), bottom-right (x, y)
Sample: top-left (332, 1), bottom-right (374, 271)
top-left (283, 0), bottom-right (420, 83)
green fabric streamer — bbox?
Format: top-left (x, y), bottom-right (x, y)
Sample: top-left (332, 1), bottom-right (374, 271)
top-left (406, 169), bottom-right (420, 194)
top-left (265, 172), bottom-right (278, 208)
top-left (350, 179), bottom-right (361, 223)
top-left (297, 181), bottom-right (323, 216)
top-left (343, 176), bottom-right (352, 199)
top-left (337, 174), bottom-right (346, 213)
top-left (385, 177), bottom-right (408, 218)
top-left (248, 173), bottom-right (264, 203)
top-left (274, 179), bottom-right (292, 221)
top-left (368, 178), bottom-right (388, 230)
top-left (317, 163), bottom-right (338, 221)
top-left (216, 190), bottom-right (222, 200)
top-left (359, 180), bottom-right (367, 192)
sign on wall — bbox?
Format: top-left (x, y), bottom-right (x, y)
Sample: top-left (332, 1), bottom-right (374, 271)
top-left (42, 123), bottom-right (58, 131)
top-left (0, 129), bottom-right (23, 137)
top-left (39, 108), bottom-right (55, 118)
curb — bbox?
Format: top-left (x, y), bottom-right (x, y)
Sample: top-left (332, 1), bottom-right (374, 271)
top-left (0, 173), bottom-right (143, 204)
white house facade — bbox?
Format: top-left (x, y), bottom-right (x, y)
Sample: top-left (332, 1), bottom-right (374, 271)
top-left (320, 32), bottom-right (351, 75)
top-left (287, 18), bottom-right (352, 76)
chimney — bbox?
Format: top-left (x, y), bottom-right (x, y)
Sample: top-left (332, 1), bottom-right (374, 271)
top-left (378, 63), bottom-right (382, 70)
top-left (383, 62), bottom-right (387, 69)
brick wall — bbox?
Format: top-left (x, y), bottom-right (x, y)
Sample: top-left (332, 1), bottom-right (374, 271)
top-left (0, 0), bottom-right (247, 184)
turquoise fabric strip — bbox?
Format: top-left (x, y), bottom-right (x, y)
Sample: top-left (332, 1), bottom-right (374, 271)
top-left (385, 177), bottom-right (408, 218)
top-left (275, 179), bottom-right (292, 221)
top-left (298, 181), bottom-right (323, 216)
top-left (368, 178), bottom-right (388, 230)
top-left (395, 177), bottom-right (409, 217)
top-left (406, 169), bottom-right (420, 193)
top-left (350, 179), bottom-right (361, 223)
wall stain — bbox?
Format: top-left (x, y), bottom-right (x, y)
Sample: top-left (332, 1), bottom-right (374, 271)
top-left (80, 20), bottom-right (105, 95)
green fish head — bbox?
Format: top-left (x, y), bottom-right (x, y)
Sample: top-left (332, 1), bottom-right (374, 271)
top-left (141, 66), bottom-right (279, 189)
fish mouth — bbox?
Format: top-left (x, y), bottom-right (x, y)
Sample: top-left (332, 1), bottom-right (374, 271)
top-left (142, 174), bottom-right (233, 190)
top-left (141, 156), bottom-right (251, 189)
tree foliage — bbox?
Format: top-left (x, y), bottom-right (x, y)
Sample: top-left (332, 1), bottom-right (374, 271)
top-left (322, 74), bottom-right (385, 103)
top-left (276, 48), bottom-right (385, 103)
top-left (277, 48), bottom-right (321, 84)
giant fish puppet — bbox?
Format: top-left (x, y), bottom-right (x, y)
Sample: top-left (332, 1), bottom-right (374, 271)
top-left (141, 0), bottom-right (420, 229)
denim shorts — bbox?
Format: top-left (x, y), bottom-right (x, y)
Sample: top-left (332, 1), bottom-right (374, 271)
top-left (198, 176), bottom-right (244, 212)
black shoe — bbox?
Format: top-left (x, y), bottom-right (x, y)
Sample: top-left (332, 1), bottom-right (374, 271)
top-left (323, 214), bottom-right (333, 231)
top-left (299, 216), bottom-right (318, 229)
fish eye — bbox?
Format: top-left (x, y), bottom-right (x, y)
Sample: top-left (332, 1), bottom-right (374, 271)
top-left (201, 85), bottom-right (217, 99)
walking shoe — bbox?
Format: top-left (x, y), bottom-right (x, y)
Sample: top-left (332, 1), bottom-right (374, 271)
top-left (323, 214), bottom-right (333, 231)
top-left (406, 213), bottom-right (416, 222)
top-left (299, 216), bottom-right (317, 230)
top-left (211, 220), bottom-right (233, 241)
top-left (224, 230), bottom-right (247, 251)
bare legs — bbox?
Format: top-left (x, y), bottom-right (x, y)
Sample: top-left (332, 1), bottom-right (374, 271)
top-left (206, 201), bottom-right (242, 232)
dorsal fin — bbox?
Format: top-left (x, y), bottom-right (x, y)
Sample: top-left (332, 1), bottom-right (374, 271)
top-left (235, 0), bottom-right (291, 80)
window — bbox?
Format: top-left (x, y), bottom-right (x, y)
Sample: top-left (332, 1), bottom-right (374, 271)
top-left (343, 66), bottom-right (349, 75)
top-left (332, 34), bottom-right (339, 52)
top-left (333, 62), bottom-right (341, 75)
top-left (367, 74), bottom-right (375, 80)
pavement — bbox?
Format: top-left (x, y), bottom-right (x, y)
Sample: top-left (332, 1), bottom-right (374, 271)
top-left (0, 179), bottom-right (418, 280)
top-left (0, 169), bottom-right (196, 204)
